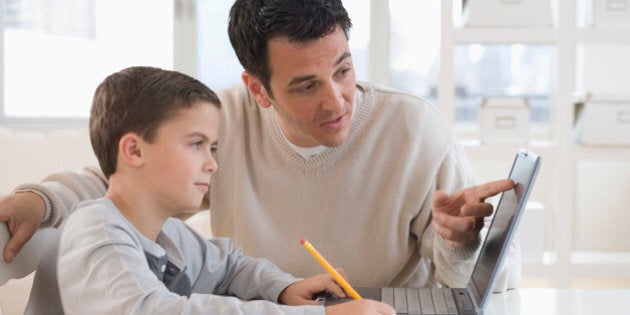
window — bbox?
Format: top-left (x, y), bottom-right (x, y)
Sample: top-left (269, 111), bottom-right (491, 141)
top-left (2, 0), bottom-right (551, 131)
top-left (389, 0), bottom-right (441, 104)
top-left (1, 0), bottom-right (173, 119)
top-left (2, 0), bottom-right (436, 122)
top-left (194, 0), bottom-right (439, 100)
top-left (195, 0), bottom-right (371, 90)
top-left (454, 44), bottom-right (552, 129)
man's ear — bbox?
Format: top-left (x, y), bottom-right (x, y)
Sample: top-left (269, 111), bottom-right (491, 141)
top-left (118, 133), bottom-right (145, 168)
top-left (242, 71), bottom-right (273, 108)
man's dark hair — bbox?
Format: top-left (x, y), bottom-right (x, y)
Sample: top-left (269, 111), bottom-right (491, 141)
top-left (89, 66), bottom-right (221, 178)
top-left (228, 0), bottom-right (352, 96)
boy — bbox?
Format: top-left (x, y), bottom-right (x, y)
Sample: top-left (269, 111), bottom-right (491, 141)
top-left (25, 67), bottom-right (394, 315)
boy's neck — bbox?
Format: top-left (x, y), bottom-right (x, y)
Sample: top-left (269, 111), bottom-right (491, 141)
top-left (105, 176), bottom-right (171, 242)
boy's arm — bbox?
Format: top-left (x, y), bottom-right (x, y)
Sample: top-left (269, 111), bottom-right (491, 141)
top-left (0, 166), bottom-right (108, 262)
top-left (200, 237), bottom-right (300, 302)
top-left (58, 209), bottom-right (325, 315)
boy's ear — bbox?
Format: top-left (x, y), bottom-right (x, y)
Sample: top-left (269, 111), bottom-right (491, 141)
top-left (118, 133), bottom-right (145, 167)
top-left (242, 71), bottom-right (273, 108)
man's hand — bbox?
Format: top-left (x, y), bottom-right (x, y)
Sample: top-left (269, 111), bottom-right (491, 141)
top-left (0, 192), bottom-right (47, 262)
top-left (432, 179), bottom-right (514, 249)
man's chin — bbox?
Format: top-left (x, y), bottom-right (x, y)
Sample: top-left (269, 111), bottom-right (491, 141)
top-left (319, 132), bottom-right (349, 147)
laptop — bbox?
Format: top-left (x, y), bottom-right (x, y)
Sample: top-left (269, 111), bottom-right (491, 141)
top-left (316, 148), bottom-right (541, 315)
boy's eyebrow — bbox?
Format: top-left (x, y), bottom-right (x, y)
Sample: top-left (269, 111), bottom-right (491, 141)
top-left (187, 132), bottom-right (208, 139)
top-left (287, 51), bottom-right (352, 87)
top-left (187, 132), bottom-right (219, 146)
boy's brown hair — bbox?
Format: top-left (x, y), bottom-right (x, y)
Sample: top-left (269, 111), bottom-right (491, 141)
top-left (89, 66), bottom-right (221, 178)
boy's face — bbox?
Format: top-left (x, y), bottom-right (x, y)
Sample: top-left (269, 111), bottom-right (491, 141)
top-left (142, 102), bottom-right (220, 213)
top-left (250, 26), bottom-right (356, 148)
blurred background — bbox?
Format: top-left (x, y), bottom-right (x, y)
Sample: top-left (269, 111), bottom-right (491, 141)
top-left (1, 0), bottom-right (629, 313)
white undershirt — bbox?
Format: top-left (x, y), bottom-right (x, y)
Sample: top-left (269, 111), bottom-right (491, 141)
top-left (276, 90), bottom-right (361, 160)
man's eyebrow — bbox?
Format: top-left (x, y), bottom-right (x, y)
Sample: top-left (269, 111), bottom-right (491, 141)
top-left (287, 51), bottom-right (352, 87)
top-left (334, 51), bottom-right (351, 66)
top-left (288, 74), bottom-right (317, 87)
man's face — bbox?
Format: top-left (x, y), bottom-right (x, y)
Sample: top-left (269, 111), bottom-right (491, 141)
top-left (259, 27), bottom-right (356, 148)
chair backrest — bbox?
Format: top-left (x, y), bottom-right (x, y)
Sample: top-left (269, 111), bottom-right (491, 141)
top-left (0, 223), bottom-right (55, 286)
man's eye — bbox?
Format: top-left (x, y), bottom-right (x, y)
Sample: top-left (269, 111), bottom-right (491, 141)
top-left (299, 83), bottom-right (315, 93)
top-left (192, 141), bottom-right (203, 149)
top-left (338, 66), bottom-right (351, 77)
top-left (210, 145), bottom-right (218, 154)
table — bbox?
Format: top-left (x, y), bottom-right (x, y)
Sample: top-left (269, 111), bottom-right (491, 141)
top-left (485, 288), bottom-right (630, 315)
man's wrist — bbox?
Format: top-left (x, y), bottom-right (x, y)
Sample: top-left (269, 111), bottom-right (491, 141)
top-left (13, 189), bottom-right (51, 223)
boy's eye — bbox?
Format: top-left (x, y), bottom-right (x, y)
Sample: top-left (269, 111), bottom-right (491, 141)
top-left (192, 141), bottom-right (203, 149)
top-left (210, 144), bottom-right (218, 154)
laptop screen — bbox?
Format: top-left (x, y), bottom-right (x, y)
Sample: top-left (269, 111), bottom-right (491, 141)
top-left (469, 149), bottom-right (541, 307)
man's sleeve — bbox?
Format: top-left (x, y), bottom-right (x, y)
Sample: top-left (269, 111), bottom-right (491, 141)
top-left (12, 166), bottom-right (108, 228)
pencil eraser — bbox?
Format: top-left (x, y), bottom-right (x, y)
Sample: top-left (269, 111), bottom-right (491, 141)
top-left (300, 238), bottom-right (306, 245)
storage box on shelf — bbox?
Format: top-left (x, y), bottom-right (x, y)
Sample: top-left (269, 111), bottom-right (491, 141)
top-left (447, 0), bottom-right (630, 287)
top-left (479, 97), bottom-right (530, 145)
top-left (462, 0), bottom-right (555, 27)
top-left (592, 0), bottom-right (630, 27)
top-left (573, 93), bottom-right (630, 146)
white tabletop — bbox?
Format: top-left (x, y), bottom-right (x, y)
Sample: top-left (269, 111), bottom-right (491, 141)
top-left (485, 288), bottom-right (630, 315)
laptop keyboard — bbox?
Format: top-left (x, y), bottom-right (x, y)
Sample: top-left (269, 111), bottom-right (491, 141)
top-left (380, 287), bottom-right (461, 314)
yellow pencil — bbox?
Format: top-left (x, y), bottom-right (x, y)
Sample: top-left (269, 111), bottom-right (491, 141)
top-left (300, 238), bottom-right (362, 300)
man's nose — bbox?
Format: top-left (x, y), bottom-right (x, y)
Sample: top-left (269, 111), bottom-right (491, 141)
top-left (321, 81), bottom-right (344, 112)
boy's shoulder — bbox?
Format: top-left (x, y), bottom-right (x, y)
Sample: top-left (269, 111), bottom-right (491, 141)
top-left (68, 198), bottom-right (120, 223)
top-left (63, 198), bottom-right (135, 242)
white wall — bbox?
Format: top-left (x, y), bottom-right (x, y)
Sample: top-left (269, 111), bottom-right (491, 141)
top-left (0, 127), bottom-right (97, 195)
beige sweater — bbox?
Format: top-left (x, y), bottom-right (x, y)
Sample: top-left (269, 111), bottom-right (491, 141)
top-left (17, 82), bottom-right (519, 290)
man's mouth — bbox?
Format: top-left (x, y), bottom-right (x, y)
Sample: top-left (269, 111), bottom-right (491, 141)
top-left (320, 113), bottom-right (346, 129)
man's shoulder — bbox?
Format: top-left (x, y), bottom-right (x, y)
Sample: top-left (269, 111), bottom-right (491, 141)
top-left (217, 84), bottom-right (256, 110)
top-left (357, 81), bottom-right (446, 124)
top-left (216, 83), bottom-right (265, 126)
top-left (357, 81), bottom-right (438, 113)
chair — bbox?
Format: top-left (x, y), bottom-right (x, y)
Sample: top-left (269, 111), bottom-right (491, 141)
top-left (0, 223), bottom-right (54, 314)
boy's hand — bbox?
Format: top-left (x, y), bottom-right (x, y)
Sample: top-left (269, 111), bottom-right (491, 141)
top-left (278, 271), bottom-right (395, 314)
top-left (278, 272), bottom-right (347, 306)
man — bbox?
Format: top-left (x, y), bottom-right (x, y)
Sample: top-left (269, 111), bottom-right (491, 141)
top-left (1, 0), bottom-right (518, 291)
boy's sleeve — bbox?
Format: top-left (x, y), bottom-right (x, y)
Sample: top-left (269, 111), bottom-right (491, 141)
top-left (12, 166), bottom-right (108, 228)
top-left (59, 210), bottom-right (324, 315)
top-left (191, 235), bottom-right (301, 303)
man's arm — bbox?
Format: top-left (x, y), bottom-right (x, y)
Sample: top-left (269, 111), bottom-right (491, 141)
top-left (415, 144), bottom-right (519, 291)
top-left (430, 179), bottom-right (516, 290)
top-left (0, 166), bottom-right (108, 262)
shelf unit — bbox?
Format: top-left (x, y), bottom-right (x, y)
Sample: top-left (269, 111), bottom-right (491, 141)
top-left (440, 0), bottom-right (630, 288)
